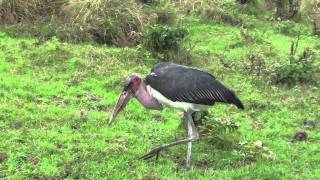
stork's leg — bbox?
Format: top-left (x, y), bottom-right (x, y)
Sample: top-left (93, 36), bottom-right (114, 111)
top-left (186, 116), bottom-right (193, 169)
top-left (141, 111), bottom-right (199, 164)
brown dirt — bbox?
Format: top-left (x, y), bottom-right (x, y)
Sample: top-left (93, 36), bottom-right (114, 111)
top-left (0, 152), bottom-right (8, 163)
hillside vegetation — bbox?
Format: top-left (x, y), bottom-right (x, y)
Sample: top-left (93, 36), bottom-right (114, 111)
top-left (0, 0), bottom-right (319, 179)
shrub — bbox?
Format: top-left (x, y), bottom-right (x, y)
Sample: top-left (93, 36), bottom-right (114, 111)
top-left (229, 28), bottom-right (270, 48)
top-left (165, 47), bottom-right (195, 65)
top-left (153, 5), bottom-right (177, 25)
top-left (143, 25), bottom-right (188, 59)
top-left (272, 48), bottom-right (319, 85)
top-left (301, 0), bottom-right (320, 35)
top-left (179, 0), bottom-right (245, 26)
top-left (142, 1), bottom-right (177, 25)
top-left (176, 112), bottom-right (239, 149)
top-left (239, 28), bottom-right (269, 44)
top-left (198, 116), bottom-right (239, 149)
top-left (243, 49), bottom-right (269, 77)
top-left (175, 0), bottom-right (223, 14)
top-left (200, 2), bottom-right (243, 26)
top-left (232, 45), bottom-right (278, 81)
top-left (274, 20), bottom-right (311, 36)
top-left (235, 140), bottom-right (275, 163)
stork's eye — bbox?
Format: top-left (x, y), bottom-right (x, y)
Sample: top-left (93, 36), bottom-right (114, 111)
top-left (133, 77), bottom-right (141, 83)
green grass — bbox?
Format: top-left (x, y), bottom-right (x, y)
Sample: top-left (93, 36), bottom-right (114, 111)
top-left (0, 16), bottom-right (320, 179)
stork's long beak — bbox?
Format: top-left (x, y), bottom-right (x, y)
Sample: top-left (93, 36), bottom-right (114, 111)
top-left (108, 91), bottom-right (131, 125)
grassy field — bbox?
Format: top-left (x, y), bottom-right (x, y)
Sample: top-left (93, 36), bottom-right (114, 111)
top-left (0, 13), bottom-right (320, 179)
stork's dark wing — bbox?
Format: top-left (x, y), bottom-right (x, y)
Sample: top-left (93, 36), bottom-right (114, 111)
top-left (145, 62), bottom-right (244, 109)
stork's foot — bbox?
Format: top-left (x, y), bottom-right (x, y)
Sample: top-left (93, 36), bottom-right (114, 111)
top-left (184, 163), bottom-right (192, 170)
top-left (140, 146), bottom-right (164, 160)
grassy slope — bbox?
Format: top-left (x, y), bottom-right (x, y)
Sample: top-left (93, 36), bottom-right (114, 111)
top-left (0, 17), bottom-right (320, 179)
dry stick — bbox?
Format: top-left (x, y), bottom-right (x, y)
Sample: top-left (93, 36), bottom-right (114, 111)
top-left (289, 32), bottom-right (300, 63)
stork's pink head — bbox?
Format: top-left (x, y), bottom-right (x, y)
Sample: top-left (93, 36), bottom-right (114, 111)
top-left (123, 74), bottom-right (142, 93)
top-left (108, 75), bottom-right (142, 125)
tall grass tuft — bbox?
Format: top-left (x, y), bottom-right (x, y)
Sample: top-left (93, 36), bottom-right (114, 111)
top-left (0, 0), bottom-right (66, 24)
top-left (0, 0), bottom-right (145, 46)
top-left (63, 0), bottom-right (144, 46)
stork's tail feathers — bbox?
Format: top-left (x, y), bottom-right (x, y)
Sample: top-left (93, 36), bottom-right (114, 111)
top-left (228, 91), bottom-right (244, 109)
top-left (233, 97), bottom-right (244, 109)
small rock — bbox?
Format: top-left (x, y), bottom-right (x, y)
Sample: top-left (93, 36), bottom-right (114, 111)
top-left (303, 120), bottom-right (316, 128)
top-left (88, 94), bottom-right (102, 101)
top-left (98, 105), bottom-right (109, 112)
top-left (27, 156), bottom-right (39, 166)
top-left (315, 117), bottom-right (320, 124)
top-left (153, 115), bottom-right (164, 121)
top-left (254, 140), bottom-right (263, 148)
top-left (0, 152), bottom-right (8, 163)
top-left (12, 123), bottom-right (22, 130)
top-left (292, 131), bottom-right (308, 142)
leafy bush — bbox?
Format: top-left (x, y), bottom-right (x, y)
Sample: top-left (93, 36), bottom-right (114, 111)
top-left (274, 20), bottom-right (311, 36)
top-left (235, 140), bottom-right (275, 163)
top-left (180, 0), bottom-right (248, 26)
top-left (175, 0), bottom-right (223, 14)
top-left (198, 116), bottom-right (239, 149)
top-left (200, 3), bottom-right (243, 26)
top-left (301, 0), bottom-right (320, 35)
top-left (229, 28), bottom-right (270, 49)
top-left (153, 5), bottom-right (177, 25)
top-left (142, 1), bottom-right (177, 25)
top-left (177, 113), bottom-right (239, 149)
top-left (143, 25), bottom-right (188, 60)
top-left (239, 28), bottom-right (269, 44)
top-left (242, 45), bottom-right (278, 79)
top-left (272, 48), bottom-right (319, 85)
top-left (243, 49), bottom-right (269, 77)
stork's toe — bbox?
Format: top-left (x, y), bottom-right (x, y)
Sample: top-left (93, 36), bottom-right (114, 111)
top-left (140, 147), bottom-right (163, 160)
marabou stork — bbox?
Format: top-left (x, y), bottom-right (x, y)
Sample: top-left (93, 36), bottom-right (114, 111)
top-left (109, 62), bottom-right (244, 169)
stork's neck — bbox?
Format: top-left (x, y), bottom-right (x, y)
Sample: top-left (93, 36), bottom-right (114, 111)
top-left (134, 81), bottom-right (163, 110)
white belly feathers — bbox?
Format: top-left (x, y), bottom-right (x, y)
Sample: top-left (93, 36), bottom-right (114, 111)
top-left (147, 85), bottom-right (209, 112)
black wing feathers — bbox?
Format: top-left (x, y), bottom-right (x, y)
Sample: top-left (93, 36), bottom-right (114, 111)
top-left (145, 62), bottom-right (244, 109)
